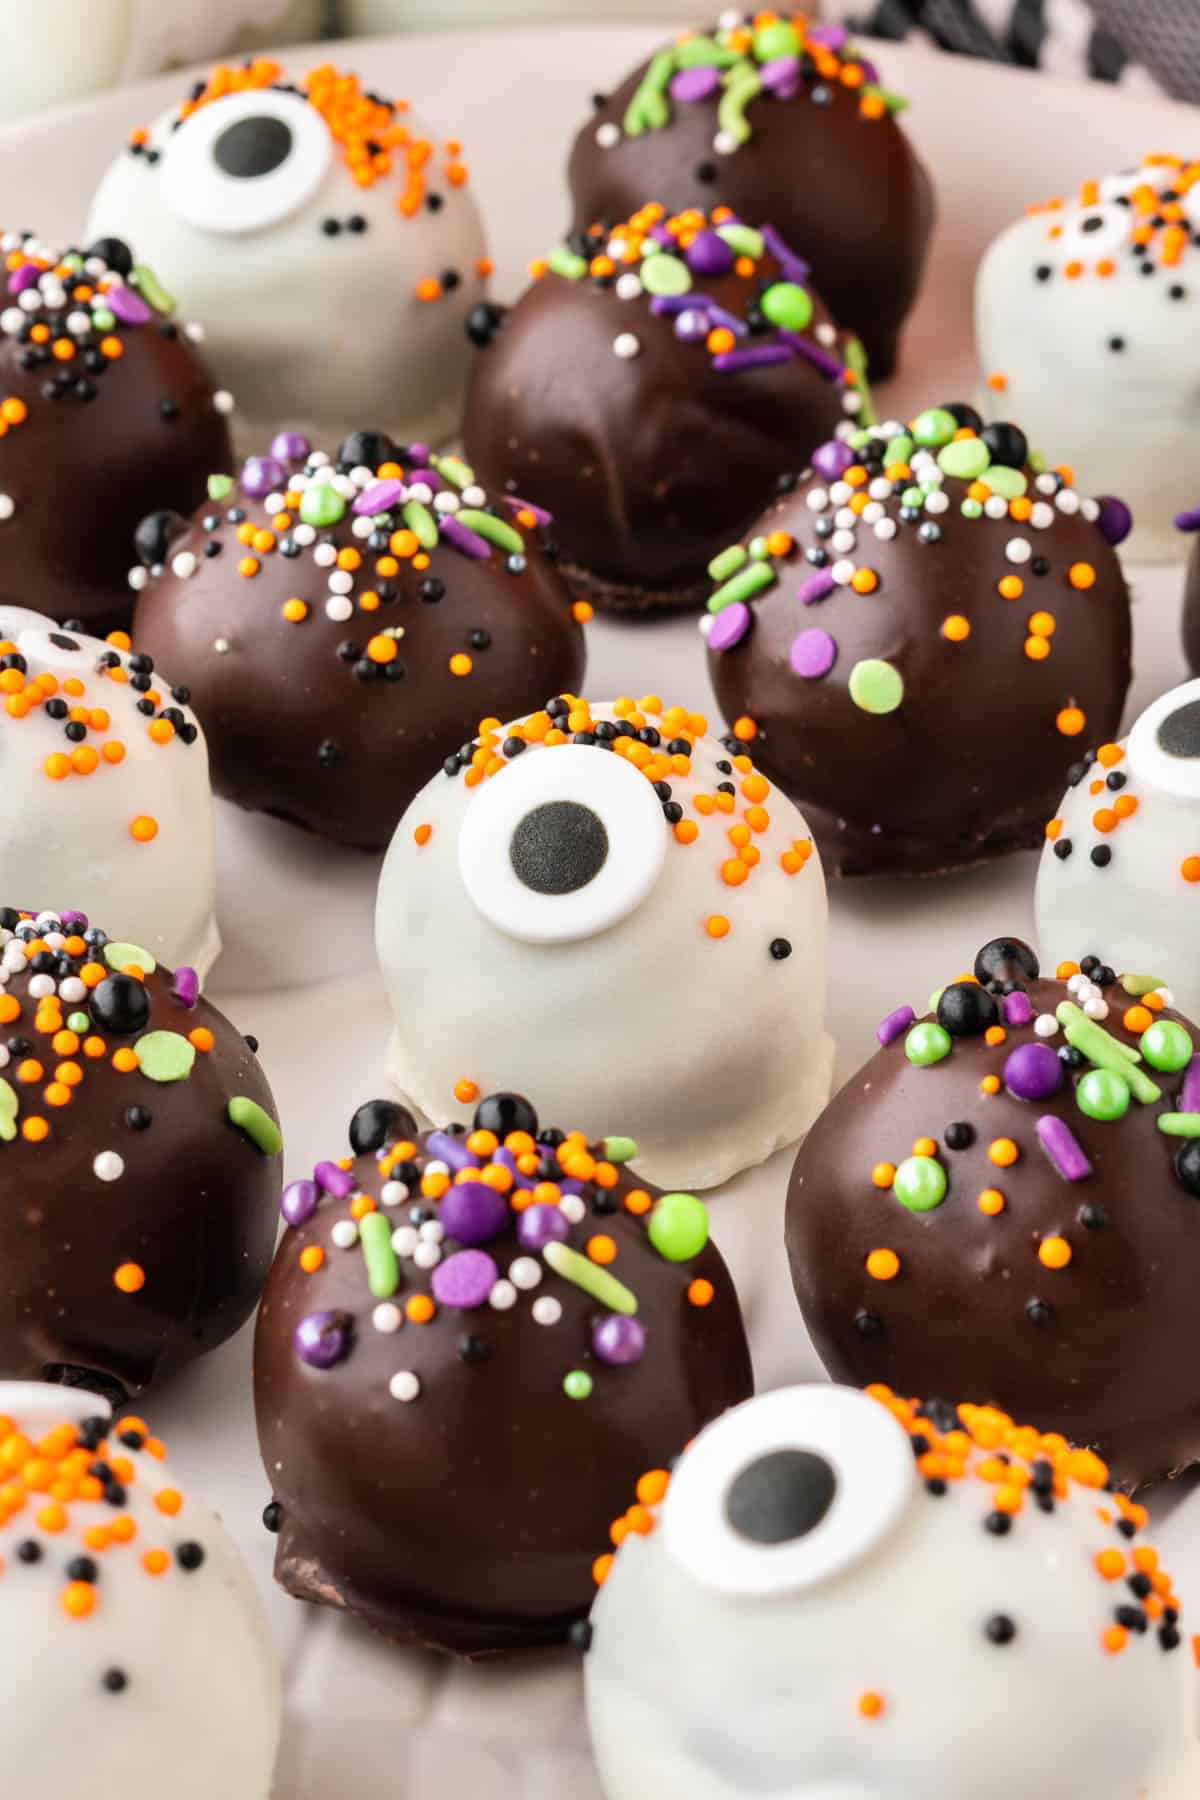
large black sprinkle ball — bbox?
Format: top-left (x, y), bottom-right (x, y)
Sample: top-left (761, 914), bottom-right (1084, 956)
top-left (85, 235), bottom-right (133, 278)
top-left (349, 1099), bottom-right (419, 1156)
top-left (90, 974), bottom-right (151, 1036)
top-left (134, 510), bottom-right (187, 569)
top-left (336, 430), bottom-right (398, 472)
top-left (943, 401), bottom-right (983, 433)
top-left (937, 981), bottom-right (1000, 1037)
top-left (466, 302), bottom-right (506, 348)
top-left (974, 937), bottom-right (1040, 987)
top-left (1176, 1140), bottom-right (1200, 1198)
top-left (980, 422), bottom-right (1029, 469)
top-left (473, 1092), bottom-right (539, 1139)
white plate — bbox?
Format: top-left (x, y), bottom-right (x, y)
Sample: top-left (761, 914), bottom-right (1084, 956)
top-left (2, 25), bottom-right (1198, 1797)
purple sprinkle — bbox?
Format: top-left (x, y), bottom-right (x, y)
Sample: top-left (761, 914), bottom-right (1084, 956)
top-left (1003, 990), bottom-right (1034, 1027)
top-left (674, 307), bottom-right (712, 343)
top-left (280, 1179), bottom-right (320, 1227)
top-left (439, 1180), bottom-right (509, 1247)
top-left (780, 330), bottom-right (844, 381)
top-left (1096, 495), bottom-right (1133, 544)
top-left (494, 1144), bottom-right (536, 1190)
top-left (432, 1248), bottom-right (498, 1310)
top-left (1181, 1054), bottom-right (1200, 1114)
top-left (8, 263), bottom-right (38, 295)
top-left (592, 1314), bottom-right (648, 1367)
top-left (106, 283), bottom-right (152, 326)
top-left (790, 627), bottom-right (837, 678)
top-left (516, 1204), bottom-right (570, 1252)
top-left (1036, 1115), bottom-right (1093, 1182)
top-left (877, 1005), bottom-right (915, 1047)
top-left (1174, 504), bottom-right (1200, 535)
top-left (294, 1310), bottom-right (351, 1370)
top-left (59, 910), bottom-right (88, 928)
top-left (708, 601), bottom-right (751, 652)
top-left (650, 291), bottom-right (717, 317)
top-left (797, 568), bottom-right (836, 605)
top-left (685, 229), bottom-right (734, 277)
top-left (408, 442), bottom-right (431, 464)
top-left (171, 965), bottom-right (199, 1010)
top-left (1004, 1043), bottom-right (1063, 1103)
top-left (353, 478), bottom-right (405, 516)
top-left (270, 430), bottom-right (311, 462)
top-left (240, 455), bottom-right (286, 500)
top-left (504, 492), bottom-right (552, 527)
top-left (857, 57), bottom-right (881, 84)
top-left (425, 1130), bottom-right (481, 1172)
top-left (809, 21), bottom-right (849, 48)
top-left (759, 223), bottom-right (811, 286)
top-left (404, 467), bottom-right (443, 492)
top-left (439, 515), bottom-right (491, 560)
top-left (705, 303), bottom-right (749, 337)
top-left (714, 344), bottom-right (795, 372)
top-left (812, 438), bottom-right (856, 481)
top-left (314, 1160), bottom-right (356, 1199)
top-left (759, 55), bottom-right (801, 94)
top-left (670, 64), bottom-right (721, 103)
top-left (649, 224), bottom-right (673, 246)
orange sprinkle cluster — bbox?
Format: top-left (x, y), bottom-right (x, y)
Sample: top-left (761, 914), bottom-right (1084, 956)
top-left (1028, 155), bottom-right (1200, 273)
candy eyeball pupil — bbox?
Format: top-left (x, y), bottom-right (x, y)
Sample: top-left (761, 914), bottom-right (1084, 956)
top-left (1156, 699), bottom-right (1200, 759)
top-left (509, 800), bottom-right (609, 896)
top-left (724, 1448), bottom-right (837, 1545)
top-left (1081, 215), bottom-right (1105, 233)
top-left (213, 114), bottom-right (294, 180)
top-left (47, 633), bottom-right (79, 653)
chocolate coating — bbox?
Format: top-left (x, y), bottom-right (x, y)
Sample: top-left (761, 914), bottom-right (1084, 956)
top-left (1183, 535), bottom-right (1200, 674)
top-left (254, 1098), bottom-right (753, 1655)
top-left (462, 212), bottom-right (860, 614)
top-left (131, 439), bottom-right (586, 849)
top-left (786, 948), bottom-right (1200, 1487)
top-left (708, 413), bottom-right (1132, 875)
top-left (568, 23), bottom-right (933, 380)
top-left (0, 907), bottom-right (280, 1399)
top-left (0, 232), bottom-right (232, 635)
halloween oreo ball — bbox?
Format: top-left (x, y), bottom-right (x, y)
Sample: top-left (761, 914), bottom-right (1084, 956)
top-left (375, 693), bottom-right (833, 1190)
top-left (705, 406), bottom-right (1133, 877)
top-left (0, 1383), bottom-right (281, 1800)
top-left (462, 205), bottom-right (869, 615)
top-left (585, 1384), bottom-right (1200, 1800)
top-left (87, 59), bottom-right (488, 450)
top-left (568, 13), bottom-right (933, 382)
top-left (253, 1093), bottom-right (752, 1657)
top-left (0, 230), bottom-right (232, 635)
top-left (786, 937), bottom-right (1200, 1488)
top-left (129, 435), bottom-right (587, 849)
top-left (976, 154), bottom-right (1199, 561)
top-left (0, 907), bottom-right (281, 1399)
top-left (0, 607), bottom-right (218, 976)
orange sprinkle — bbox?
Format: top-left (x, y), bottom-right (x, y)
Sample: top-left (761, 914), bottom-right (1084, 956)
top-left (858, 1693), bottom-right (885, 1719)
top-left (988, 1138), bottom-right (1019, 1168)
top-left (866, 1248), bottom-right (900, 1282)
top-left (941, 614), bottom-right (970, 642)
top-left (587, 1234), bottom-right (617, 1266)
top-left (453, 1079), bottom-right (479, 1104)
top-left (978, 1188), bottom-right (1006, 1216)
top-left (687, 1278), bottom-right (714, 1307)
top-left (872, 1162), bottom-right (896, 1189)
top-left (129, 816), bottom-right (159, 843)
top-left (1038, 1236), bottom-right (1072, 1270)
top-left (705, 914), bottom-right (731, 939)
top-left (299, 1246), bottom-right (325, 1274)
top-left (1068, 562), bottom-right (1096, 590)
top-left (114, 1263), bottom-right (145, 1294)
top-left (1181, 856), bottom-right (1200, 883)
top-left (1056, 707), bottom-right (1086, 738)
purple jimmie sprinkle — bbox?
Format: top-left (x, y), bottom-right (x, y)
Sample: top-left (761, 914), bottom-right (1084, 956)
top-left (797, 568), bottom-right (836, 606)
top-left (353, 478), bottom-right (405, 515)
top-left (714, 344), bottom-right (795, 372)
top-left (670, 64), bottom-right (721, 102)
top-left (759, 223), bottom-right (810, 286)
top-left (759, 57), bottom-right (800, 97)
top-left (314, 1160), bottom-right (356, 1199)
top-left (809, 21), bottom-right (849, 48)
top-left (294, 1311), bottom-right (352, 1370)
top-left (1175, 504), bottom-right (1200, 535)
top-left (505, 492), bottom-right (552, 527)
top-left (439, 515), bottom-right (491, 560)
top-left (1004, 990), bottom-right (1034, 1028)
top-left (172, 965), bottom-right (199, 1010)
top-left (1036, 1115), bottom-right (1093, 1182)
top-left (493, 1144), bottom-right (536, 1190)
top-left (779, 330), bottom-right (844, 381)
top-left (649, 224), bottom-right (673, 246)
top-left (1181, 1054), bottom-right (1200, 1115)
top-left (705, 303), bottom-right (749, 338)
top-left (857, 58), bottom-right (881, 84)
top-left (708, 601), bottom-right (751, 652)
top-left (425, 1129), bottom-right (481, 1172)
top-left (107, 284), bottom-right (152, 326)
top-left (280, 1180), bottom-right (319, 1227)
top-left (1096, 496), bottom-right (1132, 544)
top-left (404, 468), bottom-right (443, 492)
top-left (8, 263), bottom-right (38, 295)
top-left (877, 1005), bottom-right (915, 1047)
top-left (650, 291), bottom-right (717, 317)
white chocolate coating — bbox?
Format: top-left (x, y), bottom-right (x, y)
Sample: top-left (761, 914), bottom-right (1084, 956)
top-left (375, 697), bottom-right (833, 1190)
top-left (586, 1385), bottom-right (1200, 1800)
top-left (975, 155), bottom-right (1199, 561)
top-left (1037, 676), bottom-right (1200, 1018)
top-left (86, 63), bottom-right (488, 451)
top-left (0, 1382), bottom-right (280, 1798)
top-left (0, 606), bottom-right (218, 976)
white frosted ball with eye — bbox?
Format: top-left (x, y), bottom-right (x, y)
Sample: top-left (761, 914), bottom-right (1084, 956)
top-left (375, 697), bottom-right (833, 1190)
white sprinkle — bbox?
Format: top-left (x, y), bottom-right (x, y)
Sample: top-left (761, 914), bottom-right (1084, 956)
top-left (373, 1303), bottom-right (403, 1334)
top-left (1081, 498), bottom-right (1099, 522)
top-left (830, 530), bottom-right (856, 555)
top-left (461, 486), bottom-right (486, 508)
top-left (433, 491), bottom-right (460, 514)
top-left (351, 516), bottom-right (374, 539)
top-left (924, 490), bottom-right (949, 515)
top-left (128, 566), bottom-right (148, 591)
top-left (313, 542), bottom-right (337, 567)
top-left (984, 495), bottom-right (1009, 519)
top-left (1155, 987), bottom-right (1176, 1008)
top-left (324, 597), bottom-right (353, 623)
top-left (58, 977), bottom-right (86, 1003)
top-left (805, 487), bottom-right (829, 513)
top-left (873, 517), bottom-right (897, 541)
top-left (615, 272), bottom-right (643, 300)
top-left (834, 507), bottom-right (857, 529)
top-left (419, 1219), bottom-right (445, 1243)
top-left (265, 492), bottom-right (286, 513)
top-left (698, 613), bottom-right (713, 639)
top-left (93, 1151), bottom-right (124, 1182)
top-left (331, 1220), bottom-right (359, 1249)
top-left (509, 1257), bottom-right (542, 1290)
top-left (66, 309), bottom-right (91, 337)
top-left (0, 494), bottom-right (13, 521)
top-left (212, 390), bottom-right (234, 415)
top-left (388, 1370), bottom-right (421, 1402)
top-left (1030, 502), bottom-right (1055, 530)
top-left (171, 551), bottom-right (197, 580)
top-left (867, 478), bottom-right (892, 501)
top-left (532, 1296), bottom-right (562, 1326)
top-left (185, 321), bottom-right (205, 343)
top-left (595, 121), bottom-right (621, 149)
top-left (327, 570), bottom-right (354, 595)
top-left (1034, 1014), bottom-right (1059, 1038)
top-left (1084, 997), bottom-right (1109, 1021)
top-left (1035, 473), bottom-right (1058, 495)
top-left (1055, 489), bottom-right (1080, 515)
top-left (831, 559), bottom-right (857, 586)
top-left (349, 465), bottom-right (374, 488)
top-left (841, 391), bottom-right (862, 413)
top-left (713, 129), bottom-right (737, 155)
top-left (424, 1160), bottom-right (449, 1178)
top-left (332, 474), bottom-right (357, 500)
top-left (413, 1240), bottom-right (442, 1270)
top-left (292, 523), bottom-right (316, 547)
top-left (816, 322), bottom-right (837, 347)
top-left (828, 481), bottom-right (851, 506)
top-left (27, 975), bottom-right (54, 999)
top-left (1005, 537), bottom-right (1032, 564)
top-left (1067, 973), bottom-right (1091, 996)
top-left (214, 637), bottom-right (231, 655)
top-left (392, 1225), bottom-right (419, 1257)
top-left (613, 332), bottom-right (640, 360)
top-left (861, 501), bottom-right (885, 525)
top-left (489, 1279), bottom-right (518, 1310)
top-left (1, 307), bottom-right (24, 333)
top-left (380, 1181), bottom-right (409, 1207)
top-left (560, 1196), bottom-right (586, 1225)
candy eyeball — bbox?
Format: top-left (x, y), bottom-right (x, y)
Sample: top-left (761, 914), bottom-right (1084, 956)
top-left (375, 694), bottom-right (834, 1190)
top-left (157, 87), bottom-right (334, 234)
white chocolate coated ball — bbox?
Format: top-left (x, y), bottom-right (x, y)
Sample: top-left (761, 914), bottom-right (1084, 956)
top-left (0, 606), bottom-right (218, 975)
top-left (375, 698), bottom-right (833, 1189)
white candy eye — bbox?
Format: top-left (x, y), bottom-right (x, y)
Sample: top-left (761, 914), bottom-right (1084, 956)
top-left (1127, 678), bottom-right (1200, 798)
top-left (158, 89), bottom-right (332, 235)
top-left (1058, 201), bottom-right (1129, 258)
top-left (662, 1386), bottom-right (915, 1598)
top-left (456, 743), bottom-right (669, 945)
top-left (13, 625), bottom-right (104, 672)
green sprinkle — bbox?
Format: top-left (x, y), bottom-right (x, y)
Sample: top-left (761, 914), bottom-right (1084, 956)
top-left (893, 1155), bottom-right (947, 1212)
top-left (1157, 1114), bottom-right (1200, 1138)
top-left (299, 483), bottom-right (346, 528)
top-left (849, 429), bottom-right (875, 450)
top-left (640, 252), bottom-right (691, 297)
top-left (677, 34), bottom-right (737, 67)
top-left (883, 434), bottom-right (914, 466)
top-left (360, 1210), bottom-right (400, 1299)
top-left (543, 1241), bottom-right (637, 1315)
top-left (1056, 1003), bottom-right (1161, 1104)
top-left (1141, 1019), bottom-right (1193, 1073)
top-left (902, 486), bottom-right (924, 509)
top-left (843, 337), bottom-right (874, 424)
top-left (455, 509), bottom-right (524, 555)
top-left (753, 19), bottom-right (800, 59)
top-left (748, 536), bottom-right (770, 560)
top-left (1029, 450), bottom-right (1048, 473)
top-left (983, 465), bottom-right (1027, 499)
top-left (401, 499), bottom-right (439, 548)
top-left (913, 408), bottom-right (957, 449)
top-left (227, 1096), bottom-right (283, 1156)
top-left (603, 1136), bottom-right (639, 1165)
top-left (0, 1078), bottom-right (16, 1143)
top-left (648, 1192), bottom-right (709, 1262)
top-left (547, 244), bottom-right (588, 280)
top-left (563, 1370), bottom-right (594, 1400)
top-left (848, 658), bottom-right (904, 715)
top-left (760, 281), bottom-right (813, 333)
top-left (90, 307), bottom-right (116, 331)
top-left (863, 84), bottom-right (909, 114)
top-left (1121, 974), bottom-right (1167, 996)
top-left (135, 1032), bottom-right (195, 1084)
top-left (429, 453), bottom-right (474, 490)
top-left (716, 67), bottom-right (761, 148)
top-left (104, 941), bottom-right (156, 975)
top-left (67, 1012), bottom-right (91, 1034)
top-left (207, 474), bottom-right (234, 501)
top-left (708, 544), bottom-right (747, 582)
top-left (905, 1022), bottom-right (952, 1066)
top-left (708, 559), bottom-right (775, 613)
top-left (715, 222), bottom-right (764, 261)
top-left (131, 263), bottom-right (175, 314)
top-left (1076, 1068), bottom-right (1130, 1122)
top-left (62, 253), bottom-right (84, 273)
top-left (937, 438), bottom-right (990, 481)
top-left (961, 498), bottom-right (984, 519)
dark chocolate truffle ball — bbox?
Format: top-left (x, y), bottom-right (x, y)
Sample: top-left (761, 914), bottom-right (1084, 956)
top-left (462, 206), bottom-right (867, 615)
top-left (786, 948), bottom-right (1200, 1487)
top-left (0, 906), bottom-right (281, 1398)
top-left (707, 408), bottom-right (1132, 875)
top-left (567, 16), bottom-right (933, 381)
top-left (130, 437), bottom-right (586, 849)
top-left (254, 1096), bottom-right (753, 1654)
top-left (0, 231), bottom-right (232, 634)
